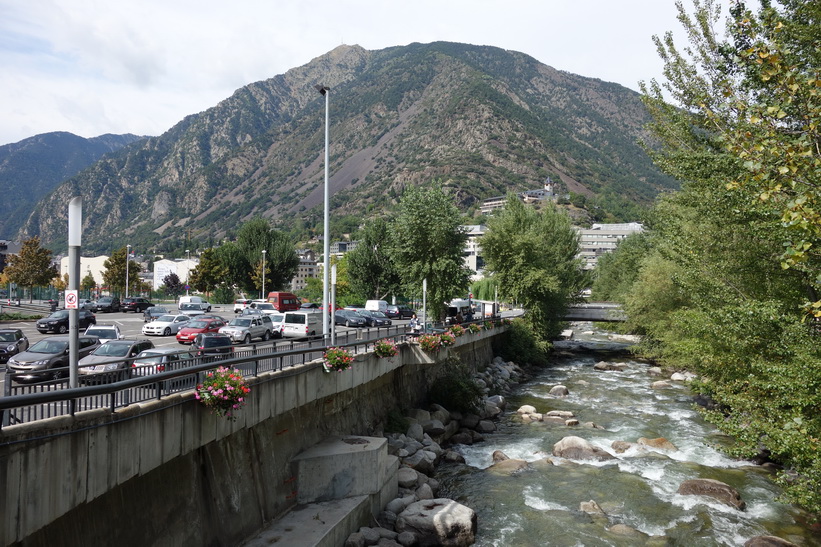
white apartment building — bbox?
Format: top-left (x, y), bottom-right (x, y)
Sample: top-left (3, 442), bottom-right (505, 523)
top-left (576, 222), bottom-right (644, 270)
top-left (152, 258), bottom-right (198, 290)
top-left (291, 250), bottom-right (318, 292)
top-left (461, 225), bottom-right (487, 279)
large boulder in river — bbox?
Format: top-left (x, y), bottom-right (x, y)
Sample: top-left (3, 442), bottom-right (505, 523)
top-left (549, 385), bottom-right (569, 396)
top-left (677, 478), bottom-right (746, 510)
top-left (638, 437), bottom-right (678, 451)
top-left (552, 436), bottom-right (615, 461)
top-left (396, 499), bottom-right (476, 546)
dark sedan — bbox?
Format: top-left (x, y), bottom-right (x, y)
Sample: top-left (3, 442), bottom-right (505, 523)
top-left (191, 333), bottom-right (234, 360)
top-left (95, 296), bottom-right (121, 313)
top-left (36, 309), bottom-right (96, 334)
top-left (357, 310), bottom-right (392, 327)
top-left (334, 309), bottom-right (367, 328)
top-left (386, 305), bottom-right (416, 319)
top-left (0, 328), bottom-right (29, 364)
top-left (122, 297), bottom-right (153, 313)
top-left (144, 306), bottom-right (170, 322)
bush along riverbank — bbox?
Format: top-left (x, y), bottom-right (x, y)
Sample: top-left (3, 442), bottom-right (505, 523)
top-left (343, 356), bottom-right (526, 546)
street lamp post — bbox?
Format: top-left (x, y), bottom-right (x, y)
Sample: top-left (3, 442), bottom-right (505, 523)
top-left (261, 249), bottom-right (267, 301)
top-left (125, 244), bottom-right (131, 299)
top-left (315, 84), bottom-right (331, 342)
top-left (185, 249), bottom-right (190, 296)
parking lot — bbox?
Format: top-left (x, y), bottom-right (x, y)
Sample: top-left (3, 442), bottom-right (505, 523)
top-left (0, 304), bottom-right (412, 393)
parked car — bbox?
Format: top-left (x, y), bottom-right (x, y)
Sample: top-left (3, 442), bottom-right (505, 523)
top-left (142, 314), bottom-right (191, 336)
top-left (357, 309), bottom-right (392, 327)
top-left (176, 318), bottom-right (227, 344)
top-left (199, 313), bottom-right (228, 322)
top-left (78, 339), bottom-right (155, 382)
top-left (178, 296), bottom-right (211, 311)
top-left (386, 305), bottom-right (416, 319)
top-left (255, 302), bottom-right (278, 315)
top-left (131, 347), bottom-right (196, 376)
top-left (191, 333), bottom-right (234, 359)
top-left (95, 296), bottom-right (121, 313)
top-left (143, 306), bottom-right (170, 322)
top-left (219, 315), bottom-right (275, 344)
top-left (282, 311), bottom-right (321, 338)
top-left (334, 309), bottom-right (367, 328)
top-left (7, 335), bottom-right (101, 382)
top-left (122, 297), bottom-right (153, 313)
top-left (84, 324), bottom-right (123, 344)
top-left (266, 291), bottom-right (300, 312)
top-left (78, 299), bottom-right (97, 311)
top-left (179, 302), bottom-right (210, 317)
top-left (299, 302), bottom-right (319, 310)
top-left (268, 313), bottom-right (286, 337)
top-left (233, 299), bottom-right (253, 313)
top-left (36, 309), bottom-right (96, 334)
top-left (0, 328), bottom-right (29, 364)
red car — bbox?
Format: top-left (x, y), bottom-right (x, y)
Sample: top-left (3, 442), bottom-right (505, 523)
top-left (176, 318), bottom-right (227, 344)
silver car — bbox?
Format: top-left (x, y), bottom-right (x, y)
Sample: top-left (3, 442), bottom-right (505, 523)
top-left (219, 315), bottom-right (274, 344)
top-left (78, 339), bottom-right (155, 381)
top-left (142, 314), bottom-right (190, 336)
top-left (131, 347), bottom-right (196, 376)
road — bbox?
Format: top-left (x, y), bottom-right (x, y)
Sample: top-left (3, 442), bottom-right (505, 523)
top-left (0, 305), bottom-right (412, 394)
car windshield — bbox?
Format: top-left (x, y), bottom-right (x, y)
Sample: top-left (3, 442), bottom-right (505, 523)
top-left (270, 314), bottom-right (284, 322)
top-left (93, 344), bottom-right (131, 357)
top-left (372, 312), bottom-right (388, 318)
top-left (186, 321), bottom-right (209, 329)
top-left (0, 332), bottom-right (17, 341)
top-left (180, 303), bottom-right (198, 310)
top-left (47, 310), bottom-right (69, 319)
top-left (149, 307), bottom-right (167, 314)
top-left (257, 303), bottom-right (274, 310)
top-left (99, 298), bottom-right (112, 303)
top-left (86, 328), bottom-right (116, 338)
top-left (29, 340), bottom-right (68, 354)
top-left (229, 318), bottom-right (252, 327)
top-left (157, 315), bottom-right (176, 323)
top-left (202, 337), bottom-right (229, 347)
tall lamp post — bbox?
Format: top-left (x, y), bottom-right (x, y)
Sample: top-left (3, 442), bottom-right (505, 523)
top-left (261, 249), bottom-right (267, 301)
top-left (125, 244), bottom-right (131, 299)
top-left (315, 84), bottom-right (331, 342)
top-left (185, 249), bottom-right (190, 296)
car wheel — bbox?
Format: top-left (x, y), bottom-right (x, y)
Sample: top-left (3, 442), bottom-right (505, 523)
top-left (58, 325), bottom-right (67, 334)
top-left (163, 327), bottom-right (171, 336)
top-left (262, 330), bottom-right (271, 341)
top-left (51, 367), bottom-right (65, 380)
top-left (243, 334), bottom-right (251, 344)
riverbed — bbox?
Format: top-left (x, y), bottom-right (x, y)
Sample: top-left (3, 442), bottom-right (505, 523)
top-left (436, 324), bottom-right (821, 546)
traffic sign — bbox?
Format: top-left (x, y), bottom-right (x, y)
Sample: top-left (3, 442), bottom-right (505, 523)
top-left (65, 290), bottom-right (79, 309)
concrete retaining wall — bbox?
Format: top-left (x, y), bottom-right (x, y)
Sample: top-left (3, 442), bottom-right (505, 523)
top-left (0, 329), bottom-right (501, 546)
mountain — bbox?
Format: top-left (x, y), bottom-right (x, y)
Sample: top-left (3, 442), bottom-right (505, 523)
top-left (18, 42), bottom-right (677, 253)
top-left (0, 131), bottom-right (144, 238)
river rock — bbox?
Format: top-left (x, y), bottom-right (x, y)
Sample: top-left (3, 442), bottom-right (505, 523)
top-left (492, 450), bottom-right (509, 462)
top-left (345, 532), bottom-right (366, 547)
top-left (398, 467), bottom-right (419, 488)
top-left (448, 432), bottom-right (473, 445)
top-left (407, 423), bottom-right (424, 442)
top-left (487, 394), bottom-right (506, 409)
top-left (396, 499), bottom-right (477, 546)
top-left (552, 436), bottom-right (615, 461)
top-left (460, 413), bottom-right (481, 429)
top-left (611, 441), bottom-right (637, 454)
top-left (442, 450), bottom-right (466, 463)
top-left (422, 419), bottom-right (446, 436)
top-left (416, 482), bottom-right (435, 499)
top-left (487, 458), bottom-right (531, 475)
top-left (743, 536), bottom-right (799, 547)
top-left (476, 420), bottom-right (496, 433)
top-left (565, 419), bottom-right (580, 426)
top-left (397, 531), bottom-right (417, 547)
top-left (360, 527), bottom-right (382, 544)
top-left (638, 437), bottom-right (677, 451)
top-left (549, 385), bottom-right (569, 396)
top-left (651, 381), bottom-right (671, 389)
top-left (517, 405), bottom-right (537, 415)
top-left (407, 408), bottom-right (432, 422)
top-left (546, 410), bottom-right (575, 418)
top-left (594, 361), bottom-right (627, 371)
top-left (608, 523), bottom-right (649, 538)
top-left (582, 422), bottom-right (604, 429)
top-left (647, 366), bottom-right (664, 376)
top-left (677, 478), bottom-right (746, 510)
top-left (579, 500), bottom-right (605, 514)
top-left (403, 450), bottom-right (437, 476)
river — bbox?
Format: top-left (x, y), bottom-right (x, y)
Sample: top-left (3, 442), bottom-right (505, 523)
top-left (436, 323), bottom-right (821, 546)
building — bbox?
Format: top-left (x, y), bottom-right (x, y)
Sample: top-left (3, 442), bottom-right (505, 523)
top-left (480, 179), bottom-right (557, 215)
top-left (576, 222), bottom-right (644, 270)
top-left (291, 250), bottom-right (318, 292)
top-left (59, 255), bottom-right (109, 286)
top-left (461, 225), bottom-right (487, 280)
top-left (152, 258), bottom-right (198, 290)
top-left (329, 241), bottom-right (358, 256)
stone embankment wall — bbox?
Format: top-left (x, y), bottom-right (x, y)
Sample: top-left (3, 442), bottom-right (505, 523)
top-left (0, 330), bottom-right (499, 547)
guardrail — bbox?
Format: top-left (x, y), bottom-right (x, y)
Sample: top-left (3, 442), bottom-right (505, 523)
top-left (1, 324), bottom-right (413, 429)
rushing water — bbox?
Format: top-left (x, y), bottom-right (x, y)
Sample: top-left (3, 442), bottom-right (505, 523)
top-left (436, 325), bottom-right (821, 546)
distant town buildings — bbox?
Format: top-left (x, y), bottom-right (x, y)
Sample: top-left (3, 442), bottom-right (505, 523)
top-left (480, 178), bottom-right (558, 215)
top-left (291, 249), bottom-right (318, 291)
top-left (152, 258), bottom-right (198, 290)
top-left (575, 222), bottom-right (644, 269)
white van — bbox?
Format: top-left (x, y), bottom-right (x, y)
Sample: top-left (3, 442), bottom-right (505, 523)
top-left (179, 296), bottom-right (210, 310)
top-left (365, 300), bottom-right (388, 313)
top-left (282, 311), bottom-right (321, 338)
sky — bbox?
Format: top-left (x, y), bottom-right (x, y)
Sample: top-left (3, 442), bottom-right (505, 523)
top-left (0, 0), bottom-right (713, 147)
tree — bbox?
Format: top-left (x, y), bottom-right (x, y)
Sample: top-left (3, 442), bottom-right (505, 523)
top-left (234, 218), bottom-right (300, 294)
top-left (188, 248), bottom-right (229, 294)
top-left (102, 247), bottom-right (142, 297)
top-left (481, 195), bottom-right (587, 339)
top-left (81, 272), bottom-right (97, 292)
top-left (346, 218), bottom-right (401, 301)
top-left (4, 237), bottom-right (58, 302)
top-left (163, 273), bottom-right (184, 300)
top-left (388, 184), bottom-right (471, 320)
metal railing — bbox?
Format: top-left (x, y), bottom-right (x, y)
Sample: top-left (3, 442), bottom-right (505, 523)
top-left (1, 324), bottom-right (413, 429)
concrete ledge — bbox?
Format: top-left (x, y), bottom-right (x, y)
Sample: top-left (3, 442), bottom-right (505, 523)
top-left (240, 496), bottom-right (371, 547)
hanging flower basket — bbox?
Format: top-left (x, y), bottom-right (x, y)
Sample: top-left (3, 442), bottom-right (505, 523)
top-left (418, 334), bottom-right (442, 352)
top-left (439, 332), bottom-right (456, 346)
top-left (449, 324), bottom-right (466, 337)
top-left (373, 338), bottom-right (398, 358)
top-left (323, 346), bottom-right (354, 372)
top-left (467, 323), bottom-right (482, 334)
top-left (483, 321), bottom-right (495, 330)
top-left (196, 367), bottom-right (250, 420)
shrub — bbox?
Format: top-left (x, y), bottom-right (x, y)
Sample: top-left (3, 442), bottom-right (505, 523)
top-left (428, 356), bottom-right (484, 413)
top-left (373, 338), bottom-right (398, 358)
top-left (196, 367), bottom-right (250, 420)
top-left (499, 319), bottom-right (551, 367)
top-left (323, 347), bottom-right (354, 372)
top-left (385, 408), bottom-right (410, 434)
